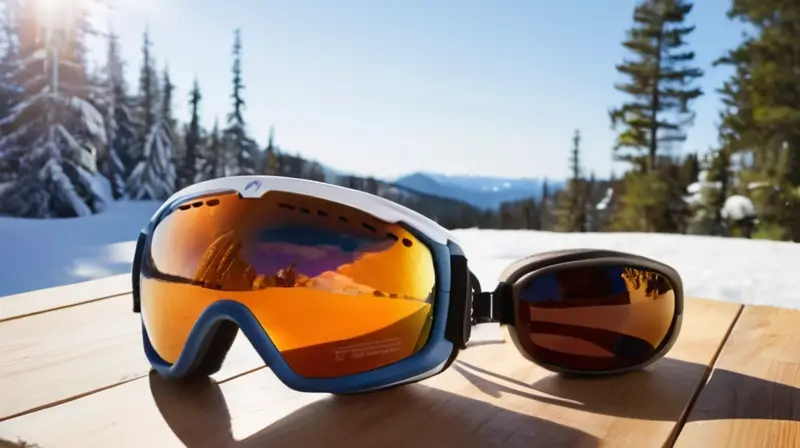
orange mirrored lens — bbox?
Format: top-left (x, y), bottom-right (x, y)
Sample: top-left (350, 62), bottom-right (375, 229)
top-left (140, 191), bottom-right (436, 378)
top-left (516, 265), bottom-right (675, 372)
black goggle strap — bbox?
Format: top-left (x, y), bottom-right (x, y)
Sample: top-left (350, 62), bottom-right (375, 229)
top-left (469, 271), bottom-right (514, 326)
top-left (132, 231), bottom-right (148, 313)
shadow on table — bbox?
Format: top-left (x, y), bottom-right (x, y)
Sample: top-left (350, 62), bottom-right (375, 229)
top-left (148, 372), bottom-right (598, 448)
top-left (0, 439), bottom-right (40, 448)
top-left (453, 357), bottom-right (800, 423)
top-left (149, 352), bottom-right (800, 448)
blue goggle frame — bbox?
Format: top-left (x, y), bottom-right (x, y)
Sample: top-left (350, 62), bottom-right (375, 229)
top-left (131, 188), bottom-right (480, 394)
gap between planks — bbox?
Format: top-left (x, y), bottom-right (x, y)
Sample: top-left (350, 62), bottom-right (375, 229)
top-left (0, 292), bottom-right (131, 324)
top-left (0, 274), bottom-right (132, 323)
top-left (0, 294), bottom-right (268, 423)
top-left (673, 304), bottom-right (800, 448)
top-left (665, 303), bottom-right (745, 447)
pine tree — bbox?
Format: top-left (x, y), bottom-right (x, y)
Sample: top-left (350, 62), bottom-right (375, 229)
top-left (0, 1), bottom-right (110, 217)
top-left (609, 0), bottom-right (703, 173)
top-left (0, 2), bottom-right (18, 135)
top-left (539, 179), bottom-right (551, 230)
top-left (161, 67), bottom-right (175, 131)
top-left (308, 162), bottom-right (326, 182)
top-left (263, 126), bottom-right (280, 175)
top-left (224, 28), bottom-right (256, 175)
top-left (126, 33), bottom-right (176, 200)
top-left (705, 146), bottom-right (732, 231)
top-left (0, 2), bottom-right (20, 180)
top-left (200, 118), bottom-right (223, 181)
top-left (99, 31), bottom-right (134, 199)
top-left (180, 78), bottom-right (203, 188)
top-left (608, 0), bottom-right (703, 233)
top-left (715, 0), bottom-right (800, 240)
top-left (679, 151), bottom-right (700, 185)
top-left (556, 129), bottom-right (587, 232)
top-left (160, 65), bottom-right (180, 171)
top-left (586, 171), bottom-right (599, 231)
top-left (135, 31), bottom-right (156, 152)
top-left (570, 130), bottom-right (581, 183)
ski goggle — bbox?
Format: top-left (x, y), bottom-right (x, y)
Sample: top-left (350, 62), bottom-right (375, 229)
top-left (132, 176), bottom-right (684, 394)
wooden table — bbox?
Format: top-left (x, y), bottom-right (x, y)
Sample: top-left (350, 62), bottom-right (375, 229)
top-left (0, 275), bottom-right (798, 448)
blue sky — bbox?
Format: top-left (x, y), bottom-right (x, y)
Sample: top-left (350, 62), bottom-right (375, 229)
top-left (88, 0), bottom-right (744, 181)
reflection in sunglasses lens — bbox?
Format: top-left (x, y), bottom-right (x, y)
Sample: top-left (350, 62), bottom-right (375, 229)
top-left (516, 264), bottom-right (676, 372)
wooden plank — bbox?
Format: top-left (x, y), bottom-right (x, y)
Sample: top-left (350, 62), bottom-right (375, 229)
top-left (674, 305), bottom-right (800, 448)
top-left (0, 294), bottom-right (265, 422)
top-left (0, 298), bottom-right (741, 448)
top-left (0, 274), bottom-right (132, 322)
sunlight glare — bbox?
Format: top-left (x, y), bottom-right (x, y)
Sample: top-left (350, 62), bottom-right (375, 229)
top-left (32, 0), bottom-right (87, 31)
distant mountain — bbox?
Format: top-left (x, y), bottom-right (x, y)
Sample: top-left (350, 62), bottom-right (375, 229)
top-left (332, 174), bottom-right (495, 229)
top-left (394, 172), bottom-right (566, 210)
top-left (279, 154), bottom-right (564, 211)
top-left (262, 155), bottom-right (494, 229)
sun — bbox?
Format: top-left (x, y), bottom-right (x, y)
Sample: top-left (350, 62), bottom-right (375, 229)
top-left (31, 0), bottom-right (90, 30)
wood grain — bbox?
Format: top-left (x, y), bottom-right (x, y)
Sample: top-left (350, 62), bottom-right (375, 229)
top-left (0, 298), bottom-right (741, 448)
top-left (674, 305), bottom-right (800, 448)
top-left (0, 294), bottom-right (265, 422)
top-left (0, 274), bottom-right (131, 322)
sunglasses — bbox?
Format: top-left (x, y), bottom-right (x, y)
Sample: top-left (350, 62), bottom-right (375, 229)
top-left (132, 176), bottom-right (684, 393)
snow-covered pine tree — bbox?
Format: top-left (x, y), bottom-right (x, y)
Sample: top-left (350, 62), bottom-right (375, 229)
top-left (98, 30), bottom-right (135, 199)
top-left (161, 66), bottom-right (179, 151)
top-left (0, 2), bottom-right (21, 182)
top-left (126, 116), bottom-right (176, 200)
top-left (126, 33), bottom-right (176, 200)
top-left (0, 1), bottom-right (110, 218)
top-left (0, 3), bottom-right (17, 117)
top-left (223, 28), bottom-right (256, 176)
top-left (160, 65), bottom-right (183, 182)
top-left (197, 118), bottom-right (223, 181)
top-left (131, 31), bottom-right (155, 158)
top-left (179, 77), bottom-right (203, 187)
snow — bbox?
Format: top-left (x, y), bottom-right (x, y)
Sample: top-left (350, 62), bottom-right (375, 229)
top-left (0, 200), bottom-right (161, 296)
top-left (79, 167), bottom-right (115, 211)
top-left (458, 229), bottom-right (800, 309)
top-left (747, 181), bottom-right (773, 191)
top-left (596, 187), bottom-right (613, 211)
top-left (44, 157), bottom-right (93, 217)
top-left (68, 96), bottom-right (107, 144)
top-left (721, 195), bottom-right (756, 221)
top-left (684, 169), bottom-right (723, 207)
top-left (0, 201), bottom-right (799, 311)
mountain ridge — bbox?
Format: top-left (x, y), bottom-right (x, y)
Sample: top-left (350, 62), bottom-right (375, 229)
top-left (273, 151), bottom-right (566, 211)
top-left (393, 171), bottom-right (566, 210)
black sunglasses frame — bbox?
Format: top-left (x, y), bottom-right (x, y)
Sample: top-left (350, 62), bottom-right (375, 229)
top-left (469, 248), bottom-right (684, 377)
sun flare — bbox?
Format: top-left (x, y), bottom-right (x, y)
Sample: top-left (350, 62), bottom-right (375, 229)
top-left (31, 0), bottom-right (88, 30)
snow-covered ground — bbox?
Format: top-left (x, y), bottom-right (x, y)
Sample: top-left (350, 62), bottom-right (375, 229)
top-left (0, 200), bottom-right (161, 297)
top-left (1, 201), bottom-right (799, 309)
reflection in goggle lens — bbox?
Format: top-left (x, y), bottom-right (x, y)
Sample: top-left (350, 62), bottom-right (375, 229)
top-left (140, 191), bottom-right (437, 378)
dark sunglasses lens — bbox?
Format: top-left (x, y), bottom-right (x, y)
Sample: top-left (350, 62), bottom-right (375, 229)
top-left (516, 264), bottom-right (676, 372)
